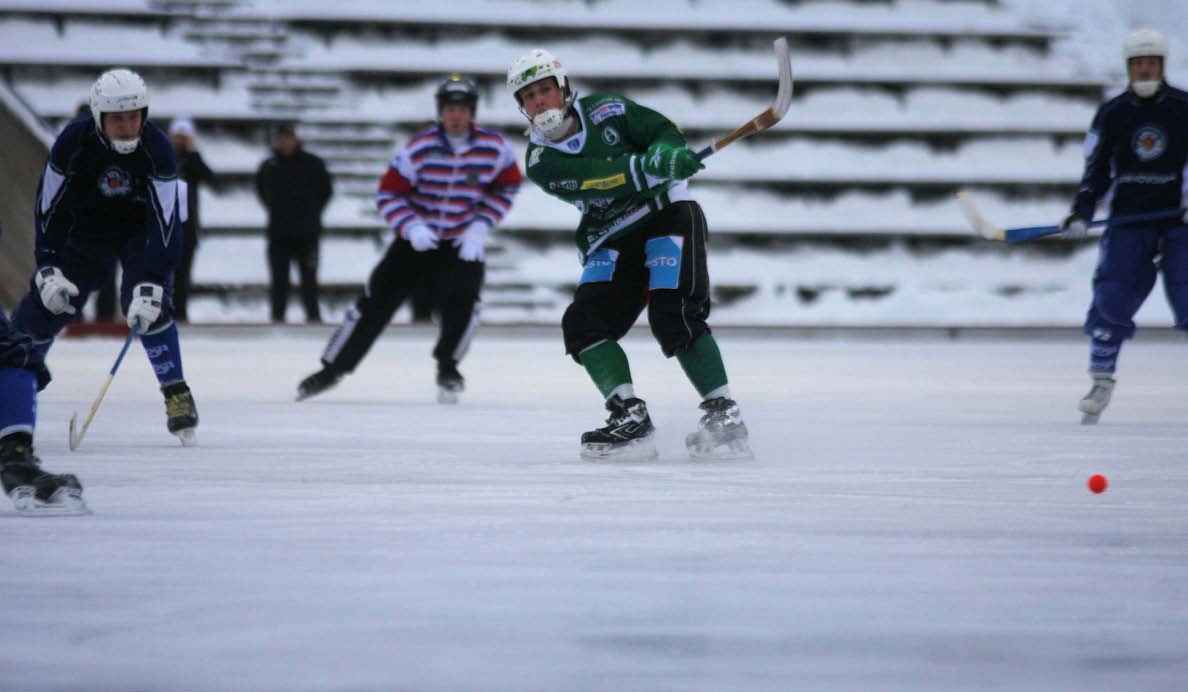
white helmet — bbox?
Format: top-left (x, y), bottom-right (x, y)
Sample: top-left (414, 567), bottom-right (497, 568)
top-left (90, 68), bottom-right (149, 154)
top-left (507, 49), bottom-right (570, 103)
top-left (1123, 28), bottom-right (1168, 60)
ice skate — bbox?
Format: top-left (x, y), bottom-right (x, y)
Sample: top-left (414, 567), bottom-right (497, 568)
top-left (1078, 374), bottom-right (1115, 425)
top-left (686, 397), bottom-right (753, 460)
top-left (162, 381), bottom-right (199, 446)
top-left (580, 395), bottom-right (658, 461)
top-left (436, 362), bottom-right (464, 405)
top-left (1, 436), bottom-right (89, 516)
top-left (297, 366), bottom-right (343, 402)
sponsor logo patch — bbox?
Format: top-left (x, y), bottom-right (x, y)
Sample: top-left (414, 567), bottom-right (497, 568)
top-left (145, 344), bottom-right (171, 359)
top-left (98, 166), bottom-right (132, 197)
top-left (548, 179), bottom-right (580, 191)
top-left (1132, 124), bottom-right (1167, 161)
top-left (527, 147), bottom-right (543, 168)
top-left (579, 248), bottom-right (619, 284)
top-left (645, 236), bottom-right (684, 290)
top-left (590, 102), bottom-right (625, 124)
top-left (580, 173), bottom-right (626, 190)
top-left (566, 138), bottom-right (581, 151)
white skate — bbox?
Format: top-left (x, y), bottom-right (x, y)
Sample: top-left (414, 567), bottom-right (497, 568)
top-left (686, 397), bottom-right (754, 461)
top-left (1078, 374), bottom-right (1115, 425)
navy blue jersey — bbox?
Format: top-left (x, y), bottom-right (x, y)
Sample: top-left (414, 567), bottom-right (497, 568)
top-left (34, 115), bottom-right (182, 284)
top-left (1072, 84), bottom-right (1188, 222)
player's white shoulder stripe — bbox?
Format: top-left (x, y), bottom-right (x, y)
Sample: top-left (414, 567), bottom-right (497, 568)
top-left (40, 163), bottom-right (66, 214)
top-left (1082, 130), bottom-right (1100, 159)
top-left (151, 177), bottom-right (178, 226)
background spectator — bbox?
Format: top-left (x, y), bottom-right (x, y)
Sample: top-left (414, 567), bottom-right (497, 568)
top-left (255, 123), bottom-right (332, 324)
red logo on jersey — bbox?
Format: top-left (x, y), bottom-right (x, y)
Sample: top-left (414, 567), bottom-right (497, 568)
top-left (97, 166), bottom-right (132, 197)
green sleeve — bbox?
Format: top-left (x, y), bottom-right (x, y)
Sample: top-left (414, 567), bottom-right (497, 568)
top-left (621, 97), bottom-right (688, 152)
top-left (527, 148), bottom-right (657, 203)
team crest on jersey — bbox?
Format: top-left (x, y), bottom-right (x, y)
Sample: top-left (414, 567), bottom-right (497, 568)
top-left (98, 166), bottom-right (132, 197)
top-left (601, 126), bottom-right (621, 146)
top-left (590, 102), bottom-right (625, 124)
top-left (1132, 125), bottom-right (1167, 161)
top-left (528, 147), bottom-right (543, 168)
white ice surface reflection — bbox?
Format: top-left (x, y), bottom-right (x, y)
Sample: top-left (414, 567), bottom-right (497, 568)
top-left (1, 328), bottom-right (1186, 692)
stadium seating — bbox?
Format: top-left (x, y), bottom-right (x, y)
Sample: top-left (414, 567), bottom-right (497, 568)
top-left (0, 0), bottom-right (1119, 325)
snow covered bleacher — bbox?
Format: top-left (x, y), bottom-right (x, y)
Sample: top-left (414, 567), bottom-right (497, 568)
top-left (0, 0), bottom-right (1138, 325)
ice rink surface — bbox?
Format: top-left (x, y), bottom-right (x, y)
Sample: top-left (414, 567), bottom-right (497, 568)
top-left (1, 328), bottom-right (1186, 692)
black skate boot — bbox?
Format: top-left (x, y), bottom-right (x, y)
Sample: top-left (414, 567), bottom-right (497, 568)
top-left (162, 381), bottom-right (198, 446)
top-left (1, 434), bottom-right (88, 515)
top-left (686, 397), bottom-right (753, 460)
top-left (1078, 373), bottom-right (1115, 425)
top-left (297, 365), bottom-right (344, 402)
top-left (580, 395), bottom-right (658, 461)
top-left (436, 361), bottom-right (465, 404)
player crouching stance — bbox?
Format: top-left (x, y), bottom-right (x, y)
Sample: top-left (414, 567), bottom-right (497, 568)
top-left (507, 49), bottom-right (752, 461)
top-left (0, 309), bottom-right (87, 515)
top-left (13, 68), bottom-right (198, 445)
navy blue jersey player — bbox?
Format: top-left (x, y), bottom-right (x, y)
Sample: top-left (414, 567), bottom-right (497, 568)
top-left (1057, 29), bottom-right (1188, 424)
top-left (1, 304), bottom-right (87, 514)
top-left (12, 68), bottom-right (199, 445)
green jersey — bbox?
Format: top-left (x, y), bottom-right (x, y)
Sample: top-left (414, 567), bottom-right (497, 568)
top-left (524, 92), bottom-right (695, 263)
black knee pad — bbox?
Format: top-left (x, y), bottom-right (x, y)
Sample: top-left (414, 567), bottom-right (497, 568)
top-left (648, 289), bottom-right (709, 357)
top-left (562, 303), bottom-right (599, 364)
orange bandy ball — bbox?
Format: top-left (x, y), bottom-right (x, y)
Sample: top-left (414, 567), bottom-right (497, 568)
top-left (1088, 474), bottom-right (1108, 494)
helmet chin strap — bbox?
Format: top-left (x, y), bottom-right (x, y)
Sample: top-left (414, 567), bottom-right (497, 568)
top-left (1131, 80), bottom-right (1161, 98)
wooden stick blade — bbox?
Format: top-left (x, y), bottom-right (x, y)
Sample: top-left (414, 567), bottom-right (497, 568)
top-left (698, 36), bottom-right (794, 160)
top-left (771, 36), bottom-right (794, 118)
top-left (955, 190), bottom-right (1005, 241)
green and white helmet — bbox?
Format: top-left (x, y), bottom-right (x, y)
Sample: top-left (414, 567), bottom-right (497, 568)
top-left (507, 49), bottom-right (571, 104)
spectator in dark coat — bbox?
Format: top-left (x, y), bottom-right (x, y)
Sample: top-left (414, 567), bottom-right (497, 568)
top-left (255, 123), bottom-right (333, 323)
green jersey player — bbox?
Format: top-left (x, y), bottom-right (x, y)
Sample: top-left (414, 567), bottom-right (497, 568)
top-left (507, 48), bottom-right (752, 461)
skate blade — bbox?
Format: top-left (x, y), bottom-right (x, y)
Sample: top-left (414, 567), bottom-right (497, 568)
top-left (580, 436), bottom-right (659, 462)
top-left (688, 439), bottom-right (755, 461)
top-left (175, 428), bottom-right (198, 447)
top-left (437, 388), bottom-right (460, 405)
top-left (1080, 413), bottom-right (1100, 425)
top-left (11, 488), bottom-right (91, 516)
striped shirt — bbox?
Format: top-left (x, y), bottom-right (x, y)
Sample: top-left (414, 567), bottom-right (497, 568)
top-left (377, 124), bottom-right (522, 240)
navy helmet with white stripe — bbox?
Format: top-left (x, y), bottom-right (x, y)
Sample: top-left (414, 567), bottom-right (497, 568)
top-left (436, 74), bottom-right (479, 115)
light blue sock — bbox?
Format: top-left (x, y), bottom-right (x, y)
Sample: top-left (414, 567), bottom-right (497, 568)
top-left (141, 323), bottom-right (185, 385)
top-left (1088, 334), bottom-right (1122, 375)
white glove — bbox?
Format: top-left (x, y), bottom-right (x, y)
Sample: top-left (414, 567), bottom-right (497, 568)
top-left (35, 266), bottom-right (79, 315)
top-left (454, 221), bottom-right (490, 262)
top-left (404, 222), bottom-right (439, 252)
top-left (1059, 215), bottom-right (1089, 240)
top-left (126, 282), bottom-right (164, 330)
